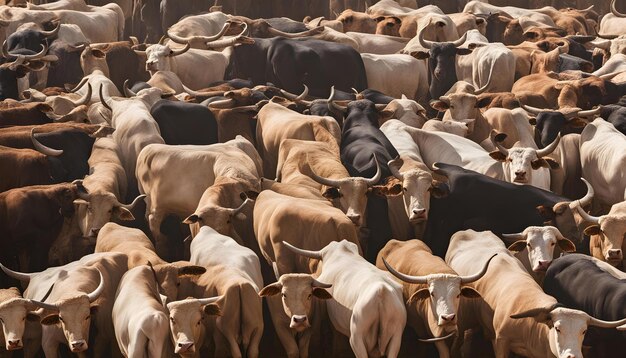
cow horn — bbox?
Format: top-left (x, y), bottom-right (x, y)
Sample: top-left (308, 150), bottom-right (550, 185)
top-left (72, 179), bottom-right (91, 201)
top-left (70, 77), bottom-right (88, 93)
top-left (281, 241), bottom-right (323, 260)
top-left (417, 25), bottom-right (435, 49)
top-left (511, 303), bottom-right (562, 319)
top-left (309, 163), bottom-right (344, 187)
top-left (382, 257), bottom-right (428, 284)
top-left (197, 295), bottom-right (222, 305)
top-left (99, 84), bottom-right (112, 111)
top-left (580, 5), bottom-right (594, 12)
top-left (611, 0), bottom-right (626, 18)
top-left (575, 204), bottom-right (601, 225)
top-left (69, 83), bottom-right (92, 106)
top-left (40, 22), bottom-right (60, 38)
top-left (588, 315), bottom-right (626, 328)
top-left (0, 263), bottom-right (37, 283)
top-left (169, 43), bottom-right (190, 57)
top-left (490, 130), bottom-right (508, 156)
top-left (536, 133), bottom-right (560, 157)
top-left (501, 232), bottom-right (525, 241)
top-left (451, 32), bottom-right (468, 48)
top-left (364, 154), bottom-right (382, 186)
top-left (86, 270), bottom-right (105, 303)
top-left (388, 157), bottom-right (404, 180)
top-left (328, 87), bottom-right (347, 113)
top-left (31, 128), bottom-right (63, 156)
top-left (280, 84), bottom-right (309, 101)
top-left (521, 104), bottom-right (545, 115)
top-left (8, 43), bottom-right (48, 60)
top-left (204, 23), bottom-right (252, 49)
top-left (231, 197), bottom-right (252, 216)
top-left (460, 254), bottom-right (497, 284)
top-left (167, 21), bottom-right (232, 44)
top-left (418, 331), bottom-right (456, 343)
top-left (576, 106), bottom-right (602, 117)
top-left (576, 178), bottom-right (594, 208)
top-left (123, 79), bottom-right (136, 97)
top-left (267, 25), bottom-right (324, 38)
top-left (474, 68), bottom-right (492, 95)
top-left (207, 98), bottom-right (236, 109)
top-left (119, 194), bottom-right (145, 210)
top-left (311, 279), bottom-right (332, 288)
top-left (0, 40), bottom-right (9, 58)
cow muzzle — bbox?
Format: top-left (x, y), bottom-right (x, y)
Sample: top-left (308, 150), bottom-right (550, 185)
top-left (533, 260), bottom-right (551, 272)
top-left (175, 341), bottom-right (195, 355)
top-left (409, 208), bottom-right (427, 223)
top-left (70, 340), bottom-right (87, 352)
top-left (290, 315), bottom-right (310, 331)
top-left (438, 313), bottom-right (456, 326)
top-left (6, 339), bottom-right (22, 350)
top-left (606, 249), bottom-right (623, 263)
top-left (347, 213), bottom-right (361, 226)
top-left (88, 228), bottom-right (100, 237)
top-left (514, 171), bottom-right (527, 182)
top-left (146, 62), bottom-right (158, 71)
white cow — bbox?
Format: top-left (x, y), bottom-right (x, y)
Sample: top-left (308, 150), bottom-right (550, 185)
top-left (360, 53), bottom-right (428, 101)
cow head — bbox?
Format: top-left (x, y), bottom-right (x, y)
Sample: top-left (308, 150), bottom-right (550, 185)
top-left (383, 254), bottom-right (495, 337)
top-left (387, 157), bottom-right (434, 223)
top-left (309, 155), bottom-right (382, 227)
top-left (379, 96), bottom-right (428, 128)
top-left (166, 296), bottom-right (221, 356)
top-left (336, 10), bottom-right (377, 33)
top-left (73, 186), bottom-right (144, 237)
top-left (259, 273), bottom-right (332, 332)
top-left (431, 92), bottom-right (490, 133)
top-left (375, 16), bottom-right (401, 37)
top-left (489, 131), bottom-right (560, 185)
top-left (144, 43), bottom-right (190, 73)
top-left (183, 191), bottom-right (254, 241)
top-left (523, 105), bottom-right (598, 147)
top-left (504, 226), bottom-right (576, 272)
top-left (38, 269), bottom-right (105, 353)
top-left (0, 288), bottom-right (40, 351)
top-left (79, 45), bottom-right (108, 76)
top-left (422, 119), bottom-right (470, 137)
top-left (511, 305), bottom-right (626, 358)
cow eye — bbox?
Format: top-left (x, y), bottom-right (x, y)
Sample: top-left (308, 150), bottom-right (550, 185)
top-left (555, 327), bottom-right (560, 333)
top-left (307, 294), bottom-right (312, 300)
top-left (403, 187), bottom-right (407, 192)
top-left (456, 294), bottom-right (460, 298)
top-left (527, 243), bottom-right (531, 248)
top-left (197, 320), bottom-right (201, 326)
top-left (170, 317), bottom-right (175, 324)
top-left (582, 330), bottom-right (587, 335)
top-left (430, 292), bottom-right (434, 297)
top-left (85, 316), bottom-right (90, 321)
top-left (551, 242), bottom-right (555, 246)
top-left (282, 293), bottom-right (286, 298)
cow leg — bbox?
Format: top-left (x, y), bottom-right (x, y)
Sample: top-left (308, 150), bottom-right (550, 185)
top-left (297, 329), bottom-right (313, 358)
top-left (434, 340), bottom-right (450, 358)
top-left (128, 329), bottom-right (148, 358)
top-left (384, 329), bottom-right (402, 358)
top-left (147, 210), bottom-right (168, 258)
top-left (493, 337), bottom-right (509, 358)
top-left (348, 333), bottom-right (368, 358)
top-left (244, 326), bottom-right (262, 358)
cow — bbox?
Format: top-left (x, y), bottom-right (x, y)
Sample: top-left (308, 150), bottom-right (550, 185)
top-left (445, 229), bottom-right (626, 358)
top-left (521, 104), bottom-right (600, 148)
top-left (73, 45), bottom-right (121, 105)
top-left (599, 104), bottom-right (626, 135)
top-left (136, 136), bottom-right (261, 259)
top-left (422, 163), bottom-right (585, 257)
top-left (379, 95), bottom-right (428, 128)
top-left (599, 0), bottom-right (626, 38)
top-left (422, 119), bottom-right (469, 136)
top-left (543, 253), bottom-right (626, 358)
top-left (0, 46), bottom-right (57, 101)
top-left (186, 225), bottom-right (264, 358)
top-left (579, 118), bottom-right (626, 209)
top-left (150, 99), bottom-right (218, 145)
top-left (22, 83), bottom-right (91, 115)
top-left (335, 9), bottom-right (377, 34)
top-left (165, 295), bottom-right (222, 358)
top-left (345, 31), bottom-right (409, 54)
top-left (377, 239), bottom-right (494, 358)
top-left (0, 287), bottom-right (43, 352)
top-left (0, 252), bottom-right (127, 356)
top-left (282, 240), bottom-right (406, 358)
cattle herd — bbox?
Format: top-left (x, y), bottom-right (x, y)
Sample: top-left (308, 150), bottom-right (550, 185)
top-left (1, 0), bottom-right (626, 357)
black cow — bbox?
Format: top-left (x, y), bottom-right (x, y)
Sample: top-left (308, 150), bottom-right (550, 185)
top-left (558, 53), bottom-right (593, 72)
top-left (544, 254), bottom-right (626, 358)
top-left (600, 105), bottom-right (626, 135)
top-left (339, 99), bottom-right (399, 263)
top-left (5, 22), bottom-right (58, 53)
top-left (423, 163), bottom-right (584, 257)
top-left (150, 100), bottom-right (218, 145)
top-left (228, 37), bottom-right (368, 98)
top-left (0, 45), bottom-right (56, 100)
top-left (46, 41), bottom-right (84, 88)
top-left (524, 106), bottom-right (599, 148)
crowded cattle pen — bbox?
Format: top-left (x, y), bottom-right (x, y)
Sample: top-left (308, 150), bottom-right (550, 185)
top-left (1, 0), bottom-right (626, 357)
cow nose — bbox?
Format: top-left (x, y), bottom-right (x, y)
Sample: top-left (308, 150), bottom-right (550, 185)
top-left (515, 171), bottom-right (526, 178)
top-left (177, 342), bottom-right (194, 353)
top-left (434, 69), bottom-right (442, 80)
top-left (536, 260), bottom-right (551, 271)
top-left (89, 228), bottom-right (100, 236)
top-left (292, 315), bottom-right (308, 324)
top-left (441, 313), bottom-right (455, 322)
top-left (608, 249), bottom-right (622, 259)
top-left (7, 339), bottom-right (21, 349)
top-left (70, 340), bottom-right (86, 352)
top-left (347, 214), bottom-right (361, 225)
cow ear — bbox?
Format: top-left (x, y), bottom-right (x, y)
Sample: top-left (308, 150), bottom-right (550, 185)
top-left (369, 185), bottom-right (388, 197)
top-left (409, 51), bottom-right (429, 60)
top-left (92, 49), bottom-right (106, 58)
top-left (322, 187), bottom-right (341, 200)
top-left (430, 100), bottom-right (449, 112)
top-left (113, 206), bottom-right (135, 221)
top-left (90, 305), bottom-right (99, 315)
top-left (380, 109), bottom-right (395, 120)
top-left (428, 181), bottom-right (449, 198)
top-left (461, 287), bottom-right (481, 298)
top-left (456, 48), bottom-right (473, 56)
top-left (536, 205), bottom-right (556, 220)
top-left (407, 288), bottom-right (430, 304)
top-left (507, 240), bottom-right (528, 253)
top-left (312, 287), bottom-right (333, 300)
top-left (27, 313), bottom-right (40, 321)
top-left (244, 191), bottom-right (259, 200)
top-left (73, 199), bottom-right (89, 206)
top-left (475, 96), bottom-right (491, 108)
top-left (203, 303), bottom-right (222, 316)
top-left (543, 158), bottom-right (560, 169)
top-left (528, 117), bottom-right (537, 125)
top-left (531, 158), bottom-right (549, 169)
top-left (583, 225), bottom-right (601, 236)
top-left (489, 151), bottom-right (507, 161)
top-left (178, 265), bottom-right (206, 276)
top-left (386, 182), bottom-right (403, 196)
top-left (182, 214), bottom-right (199, 224)
top-left (259, 282), bottom-right (282, 297)
top-left (40, 314), bottom-right (60, 325)
top-left (524, 30), bottom-right (539, 40)
top-left (557, 238), bottom-right (576, 253)
top-left (375, 16), bottom-right (385, 22)
top-left (568, 118), bottom-right (587, 128)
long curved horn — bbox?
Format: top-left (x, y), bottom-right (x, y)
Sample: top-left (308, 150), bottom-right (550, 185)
top-left (123, 79), bottom-right (136, 98)
top-left (40, 22), bottom-right (60, 38)
top-left (382, 257), bottom-right (428, 284)
top-left (576, 178), bottom-right (594, 208)
top-left (536, 133), bottom-right (561, 157)
top-left (86, 270), bottom-right (105, 303)
top-left (99, 84), bottom-right (112, 111)
top-left (575, 204), bottom-right (601, 224)
top-left (204, 23), bottom-right (252, 49)
top-left (311, 279), bottom-right (332, 288)
top-left (588, 315), bottom-right (626, 328)
top-left (70, 77), bottom-right (88, 93)
top-left (197, 295), bottom-right (222, 305)
top-left (167, 21), bottom-right (232, 44)
top-left (280, 84), bottom-right (309, 101)
top-left (577, 106), bottom-right (602, 117)
top-left (611, 0), bottom-right (626, 18)
top-left (451, 32), bottom-right (468, 48)
top-left (418, 331), bottom-right (456, 343)
top-left (7, 42), bottom-right (48, 60)
top-left (72, 179), bottom-right (91, 201)
top-left (417, 25), bottom-right (435, 49)
top-left (309, 164), bottom-right (344, 187)
top-left (364, 154), bottom-right (382, 186)
top-left (207, 98), bottom-right (236, 109)
top-left (501, 233), bottom-right (525, 241)
top-left (0, 263), bottom-right (37, 283)
top-left (328, 86), bottom-right (347, 113)
top-left (231, 197), bottom-right (252, 216)
top-left (169, 43), bottom-right (190, 57)
top-left (282, 241), bottom-right (323, 260)
top-left (474, 68), bottom-right (492, 95)
top-left (69, 83), bottom-right (91, 106)
top-left (119, 194), bottom-right (145, 210)
top-left (388, 157), bottom-right (404, 181)
top-left (460, 253), bottom-right (497, 284)
top-left (27, 283), bottom-right (58, 311)
top-left (490, 130), bottom-right (509, 156)
top-left (31, 128), bottom-right (63, 156)
top-left (267, 25), bottom-right (324, 38)
top-left (521, 104), bottom-right (546, 115)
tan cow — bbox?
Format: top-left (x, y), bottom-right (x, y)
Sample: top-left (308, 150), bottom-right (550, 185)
top-left (446, 229), bottom-right (626, 358)
top-left (166, 296), bottom-right (222, 357)
top-left (0, 288), bottom-right (41, 352)
top-left (377, 239), bottom-right (493, 358)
